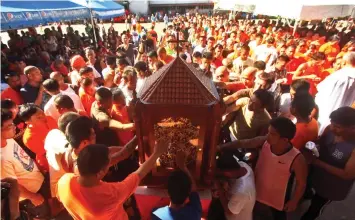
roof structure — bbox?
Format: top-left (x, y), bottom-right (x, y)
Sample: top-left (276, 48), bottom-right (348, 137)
top-left (138, 57), bottom-right (220, 105)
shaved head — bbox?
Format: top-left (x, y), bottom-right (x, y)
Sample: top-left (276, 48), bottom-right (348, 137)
top-left (214, 66), bottom-right (229, 82)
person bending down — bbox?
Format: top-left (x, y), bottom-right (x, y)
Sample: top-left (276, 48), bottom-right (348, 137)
top-left (152, 151), bottom-right (202, 220)
top-left (57, 140), bottom-right (169, 220)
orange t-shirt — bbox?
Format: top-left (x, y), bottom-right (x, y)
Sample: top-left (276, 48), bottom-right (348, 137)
top-left (23, 116), bottom-right (58, 172)
top-left (111, 104), bottom-right (134, 145)
top-left (161, 55), bottom-right (174, 65)
top-left (225, 82), bottom-right (246, 93)
top-left (79, 90), bottom-right (95, 116)
top-left (291, 118), bottom-right (319, 150)
top-left (319, 42), bottom-right (340, 59)
top-left (1, 87), bottom-right (24, 105)
top-left (57, 173), bottom-right (140, 220)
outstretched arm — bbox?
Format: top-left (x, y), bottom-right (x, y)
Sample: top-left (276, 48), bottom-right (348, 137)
top-left (108, 136), bottom-right (138, 166)
top-left (134, 140), bottom-right (169, 179)
top-left (218, 136), bottom-right (267, 151)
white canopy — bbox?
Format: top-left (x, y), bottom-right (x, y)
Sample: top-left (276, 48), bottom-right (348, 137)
top-left (253, 0), bottom-right (355, 20)
top-left (213, 0), bottom-right (257, 13)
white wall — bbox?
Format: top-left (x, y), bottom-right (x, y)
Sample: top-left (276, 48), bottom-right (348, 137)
top-left (129, 0), bottom-right (149, 15)
top-left (149, 0), bottom-right (212, 5)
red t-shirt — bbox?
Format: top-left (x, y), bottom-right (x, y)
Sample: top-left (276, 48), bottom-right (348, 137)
top-left (51, 62), bottom-right (69, 76)
top-left (1, 87), bottom-right (24, 105)
top-left (285, 57), bottom-right (306, 73)
top-left (211, 58), bottom-right (223, 69)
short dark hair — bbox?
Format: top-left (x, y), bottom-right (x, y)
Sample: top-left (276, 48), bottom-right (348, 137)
top-left (291, 93), bottom-right (315, 119)
top-left (54, 94), bottom-right (74, 109)
top-left (4, 72), bottom-right (19, 83)
top-left (208, 36), bottom-right (216, 41)
top-left (202, 51), bottom-right (213, 60)
top-left (253, 89), bottom-right (273, 108)
top-left (79, 67), bottom-right (93, 76)
top-left (134, 61), bottom-right (148, 72)
top-left (1, 99), bottom-right (16, 110)
top-left (168, 170), bottom-right (192, 205)
top-left (291, 79), bottom-right (310, 93)
top-left (222, 49), bottom-right (230, 58)
top-left (270, 117), bottom-right (296, 140)
top-left (1, 110), bottom-right (13, 127)
top-left (216, 153), bottom-right (241, 170)
top-left (255, 33), bottom-right (263, 39)
top-left (277, 55), bottom-right (290, 63)
top-left (178, 52), bottom-right (187, 60)
top-left (65, 116), bottom-right (93, 149)
top-left (241, 45), bottom-right (250, 51)
top-left (330, 107), bottom-right (355, 127)
top-left (155, 61), bottom-right (164, 70)
top-left (81, 78), bottom-right (93, 87)
top-left (19, 103), bottom-right (41, 122)
top-left (148, 51), bottom-right (158, 58)
top-left (112, 88), bottom-right (124, 102)
top-left (118, 58), bottom-right (129, 66)
top-left (77, 144), bottom-right (109, 176)
top-left (311, 52), bottom-right (326, 61)
top-left (106, 56), bottom-right (117, 66)
top-left (266, 37), bottom-right (275, 44)
top-left (58, 112), bottom-right (80, 133)
top-left (193, 51), bottom-right (202, 58)
top-left (254, 60), bottom-right (266, 70)
top-left (258, 72), bottom-right (275, 86)
top-left (95, 87), bottom-right (112, 102)
top-left (43, 79), bottom-right (60, 93)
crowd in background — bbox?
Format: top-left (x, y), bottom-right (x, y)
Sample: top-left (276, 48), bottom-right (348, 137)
top-left (1, 12), bottom-right (355, 220)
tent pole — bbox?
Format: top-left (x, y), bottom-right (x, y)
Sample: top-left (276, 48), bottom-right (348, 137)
top-left (90, 6), bottom-right (98, 48)
top-left (293, 19), bottom-right (299, 36)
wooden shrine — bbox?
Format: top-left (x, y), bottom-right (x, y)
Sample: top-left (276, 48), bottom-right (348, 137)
top-left (134, 56), bottom-right (222, 187)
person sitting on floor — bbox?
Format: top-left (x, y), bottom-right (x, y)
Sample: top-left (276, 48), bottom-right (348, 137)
top-left (1, 110), bottom-right (50, 217)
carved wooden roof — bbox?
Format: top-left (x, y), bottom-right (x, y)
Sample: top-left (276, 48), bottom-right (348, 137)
top-left (138, 57), bottom-right (219, 105)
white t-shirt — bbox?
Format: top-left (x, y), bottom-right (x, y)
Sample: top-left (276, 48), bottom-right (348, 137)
top-left (193, 45), bottom-right (206, 54)
top-left (44, 92), bottom-right (85, 122)
top-left (315, 66), bottom-right (355, 134)
top-left (102, 67), bottom-right (115, 78)
top-left (119, 83), bottom-right (134, 106)
top-left (254, 44), bottom-right (278, 68)
top-left (248, 40), bottom-right (258, 52)
top-left (44, 129), bottom-right (68, 196)
top-left (136, 77), bottom-right (146, 94)
top-left (87, 64), bottom-right (102, 78)
top-left (1, 139), bottom-right (44, 193)
top-left (225, 161), bottom-right (256, 220)
top-left (60, 84), bottom-right (76, 95)
top-left (69, 70), bottom-right (80, 86)
top-left (46, 36), bottom-right (58, 52)
top-left (232, 57), bottom-right (254, 77)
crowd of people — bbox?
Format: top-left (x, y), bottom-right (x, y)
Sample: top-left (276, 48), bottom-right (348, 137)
top-left (1, 12), bottom-right (355, 220)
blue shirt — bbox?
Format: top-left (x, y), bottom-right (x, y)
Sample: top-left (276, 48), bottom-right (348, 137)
top-left (20, 83), bottom-right (39, 104)
top-left (152, 192), bottom-right (202, 220)
top-left (20, 83), bottom-right (49, 109)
